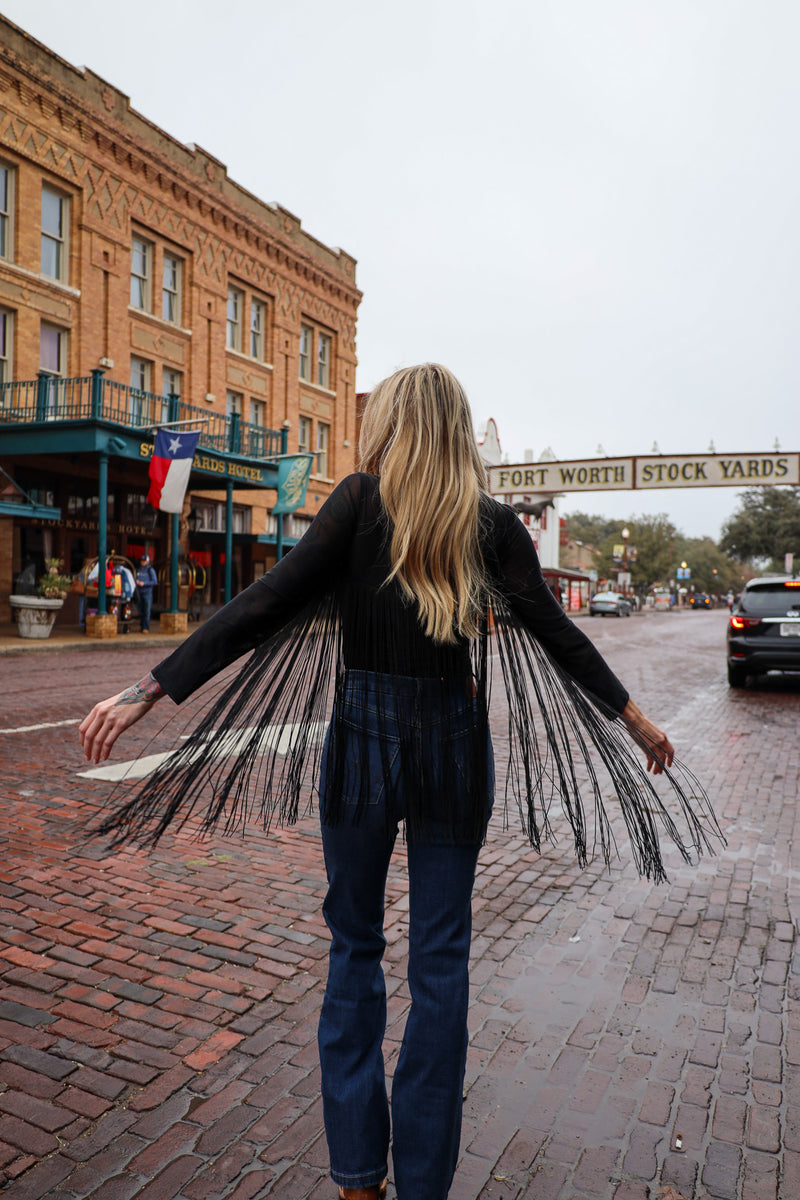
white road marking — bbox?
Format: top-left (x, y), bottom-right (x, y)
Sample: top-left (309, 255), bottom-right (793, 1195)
top-left (0, 718), bottom-right (81, 734)
top-left (77, 721), bottom-right (328, 782)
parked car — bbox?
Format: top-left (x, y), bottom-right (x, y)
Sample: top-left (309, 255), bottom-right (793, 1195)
top-left (689, 592), bottom-right (712, 610)
top-left (726, 576), bottom-right (800, 686)
top-left (589, 591), bottom-right (632, 618)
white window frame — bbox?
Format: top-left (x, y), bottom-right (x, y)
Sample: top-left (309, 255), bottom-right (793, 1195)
top-left (129, 357), bottom-right (153, 425)
top-left (0, 308), bottom-right (11, 387)
top-left (161, 368), bottom-right (182, 423)
top-left (227, 286), bottom-right (243, 351)
top-left (298, 414), bottom-right (312, 455)
top-left (0, 164), bottom-right (13, 262)
top-left (317, 332), bottom-right (331, 389)
top-left (299, 324), bottom-right (312, 381)
top-left (250, 299), bottom-right (265, 360)
top-left (316, 421), bottom-right (330, 477)
top-left (162, 368), bottom-right (182, 399)
top-left (131, 236), bottom-right (152, 311)
top-left (161, 253), bottom-right (182, 323)
top-left (250, 398), bottom-right (265, 426)
top-left (41, 186), bottom-right (68, 283)
top-left (226, 389), bottom-right (243, 417)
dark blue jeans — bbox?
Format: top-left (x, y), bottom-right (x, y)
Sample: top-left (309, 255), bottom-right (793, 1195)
top-left (137, 588), bottom-right (153, 631)
top-left (318, 672), bottom-right (492, 1200)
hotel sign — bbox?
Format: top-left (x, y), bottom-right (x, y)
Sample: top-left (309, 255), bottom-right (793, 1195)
top-left (138, 441), bottom-right (269, 485)
top-left (489, 453), bottom-right (800, 495)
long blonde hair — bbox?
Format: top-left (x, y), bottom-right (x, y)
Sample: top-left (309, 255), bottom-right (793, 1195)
top-left (359, 363), bottom-right (488, 644)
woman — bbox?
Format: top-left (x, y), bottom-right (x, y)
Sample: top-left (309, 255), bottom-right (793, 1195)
top-left (80, 364), bottom-right (716, 1200)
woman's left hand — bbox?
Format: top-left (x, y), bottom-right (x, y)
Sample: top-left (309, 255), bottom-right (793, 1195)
top-left (621, 698), bottom-right (674, 775)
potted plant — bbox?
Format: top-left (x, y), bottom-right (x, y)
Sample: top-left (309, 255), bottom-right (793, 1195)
top-left (9, 558), bottom-right (72, 639)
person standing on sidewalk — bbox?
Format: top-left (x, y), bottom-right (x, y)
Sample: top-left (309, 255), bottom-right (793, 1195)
top-left (79, 364), bottom-right (718, 1200)
top-left (134, 555), bottom-right (158, 634)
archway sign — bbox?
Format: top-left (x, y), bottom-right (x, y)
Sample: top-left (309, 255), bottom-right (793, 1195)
top-left (488, 451), bottom-right (799, 495)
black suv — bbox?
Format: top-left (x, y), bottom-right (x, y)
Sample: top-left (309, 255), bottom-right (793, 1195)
top-left (727, 577), bottom-right (800, 687)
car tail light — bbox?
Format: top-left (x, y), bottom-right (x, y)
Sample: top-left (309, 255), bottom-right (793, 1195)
top-left (730, 615), bottom-right (761, 629)
top-left (784, 581), bottom-right (800, 588)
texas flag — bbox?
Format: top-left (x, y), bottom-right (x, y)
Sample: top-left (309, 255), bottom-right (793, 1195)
top-left (147, 428), bottom-right (201, 513)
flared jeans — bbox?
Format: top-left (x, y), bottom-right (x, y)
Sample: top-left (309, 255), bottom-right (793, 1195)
top-left (318, 671), bottom-right (492, 1200)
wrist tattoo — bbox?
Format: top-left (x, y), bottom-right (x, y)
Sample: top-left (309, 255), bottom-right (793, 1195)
top-left (115, 674), bottom-right (164, 706)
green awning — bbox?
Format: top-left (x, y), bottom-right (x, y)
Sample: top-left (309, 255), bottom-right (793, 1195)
top-left (0, 500), bottom-right (62, 518)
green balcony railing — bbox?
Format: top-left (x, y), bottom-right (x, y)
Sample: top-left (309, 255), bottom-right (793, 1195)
top-left (0, 372), bottom-right (284, 461)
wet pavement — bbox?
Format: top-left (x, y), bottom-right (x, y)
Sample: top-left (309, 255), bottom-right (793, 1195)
top-left (0, 609), bottom-right (798, 1199)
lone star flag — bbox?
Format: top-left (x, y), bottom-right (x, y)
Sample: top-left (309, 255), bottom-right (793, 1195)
top-left (147, 429), bottom-right (201, 513)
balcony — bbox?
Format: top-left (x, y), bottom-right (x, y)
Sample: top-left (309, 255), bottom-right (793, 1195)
top-left (0, 372), bottom-right (284, 461)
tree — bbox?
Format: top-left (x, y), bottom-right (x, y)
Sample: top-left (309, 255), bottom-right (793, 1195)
top-left (675, 537), bottom-right (745, 594)
top-left (588, 514), bottom-right (675, 590)
top-left (562, 511), bottom-right (619, 549)
top-left (720, 487), bottom-right (800, 569)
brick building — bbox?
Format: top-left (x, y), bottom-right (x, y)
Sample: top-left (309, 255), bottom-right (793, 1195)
top-left (0, 16), bottom-right (361, 625)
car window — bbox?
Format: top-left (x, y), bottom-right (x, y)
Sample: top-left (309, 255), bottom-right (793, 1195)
top-left (739, 584), bottom-right (800, 615)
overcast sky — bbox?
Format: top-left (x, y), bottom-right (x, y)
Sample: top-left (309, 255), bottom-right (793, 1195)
top-left (7, 0), bottom-right (799, 538)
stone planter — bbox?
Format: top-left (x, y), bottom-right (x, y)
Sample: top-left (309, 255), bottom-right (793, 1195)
top-left (9, 595), bottom-right (65, 639)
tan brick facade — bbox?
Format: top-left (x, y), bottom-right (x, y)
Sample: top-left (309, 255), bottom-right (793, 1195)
top-left (0, 16), bottom-right (361, 619)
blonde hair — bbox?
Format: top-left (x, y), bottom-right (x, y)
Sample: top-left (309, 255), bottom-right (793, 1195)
top-left (359, 363), bottom-right (488, 644)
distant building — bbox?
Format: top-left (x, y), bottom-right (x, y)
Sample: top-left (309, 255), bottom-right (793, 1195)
top-left (479, 425), bottom-right (561, 569)
top-left (0, 16), bottom-right (361, 623)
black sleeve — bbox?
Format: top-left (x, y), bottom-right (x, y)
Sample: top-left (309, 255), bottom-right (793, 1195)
top-left (492, 504), bottom-right (630, 714)
top-left (152, 473), bottom-right (364, 703)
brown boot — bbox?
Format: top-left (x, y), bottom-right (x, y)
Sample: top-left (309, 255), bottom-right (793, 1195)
top-left (338, 1181), bottom-right (387, 1200)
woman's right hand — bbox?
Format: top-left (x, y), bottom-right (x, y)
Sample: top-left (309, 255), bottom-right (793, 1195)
top-left (79, 675), bottom-right (164, 764)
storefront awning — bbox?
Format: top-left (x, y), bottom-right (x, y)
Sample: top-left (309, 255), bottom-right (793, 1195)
top-left (0, 468), bottom-right (61, 520)
top-left (0, 499), bottom-right (62, 518)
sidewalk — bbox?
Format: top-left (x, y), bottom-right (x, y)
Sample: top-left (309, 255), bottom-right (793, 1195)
top-left (0, 623), bottom-right (195, 657)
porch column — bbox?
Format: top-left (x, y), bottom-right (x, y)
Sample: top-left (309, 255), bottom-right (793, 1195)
top-left (276, 424), bottom-right (289, 562)
top-left (97, 452), bottom-right (108, 615)
top-left (169, 513), bottom-right (179, 613)
top-left (90, 368), bottom-right (105, 419)
top-left (224, 480), bottom-right (234, 603)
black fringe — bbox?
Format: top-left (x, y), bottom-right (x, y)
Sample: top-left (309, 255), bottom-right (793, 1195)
top-left (89, 592), bottom-right (722, 882)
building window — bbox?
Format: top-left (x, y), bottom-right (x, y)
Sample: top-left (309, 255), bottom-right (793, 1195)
top-left (41, 186), bottom-right (67, 282)
top-left (0, 165), bottom-right (12, 261)
top-left (40, 323), bottom-right (66, 375)
top-left (163, 368), bottom-right (182, 398)
top-left (130, 357), bottom-right (150, 393)
top-left (131, 236), bottom-right (151, 310)
top-left (0, 309), bottom-right (11, 386)
top-left (317, 332), bottom-right (331, 389)
top-left (299, 324), bottom-right (312, 380)
top-left (226, 390), bottom-right (243, 451)
top-left (298, 414), bottom-right (312, 455)
top-left (130, 357), bottom-right (151, 424)
top-left (162, 254), bottom-right (181, 323)
top-left (162, 368), bottom-right (182, 422)
top-left (192, 499), bottom-right (251, 534)
top-left (249, 399), bottom-right (266, 455)
top-left (250, 299), bottom-right (265, 359)
top-left (316, 421), bottom-right (330, 477)
top-left (227, 286), bottom-right (243, 351)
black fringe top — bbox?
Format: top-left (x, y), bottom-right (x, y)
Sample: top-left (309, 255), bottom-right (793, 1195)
top-left (94, 473), bottom-right (720, 881)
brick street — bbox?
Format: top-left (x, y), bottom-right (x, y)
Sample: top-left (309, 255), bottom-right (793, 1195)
top-left (0, 610), bottom-right (798, 1199)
